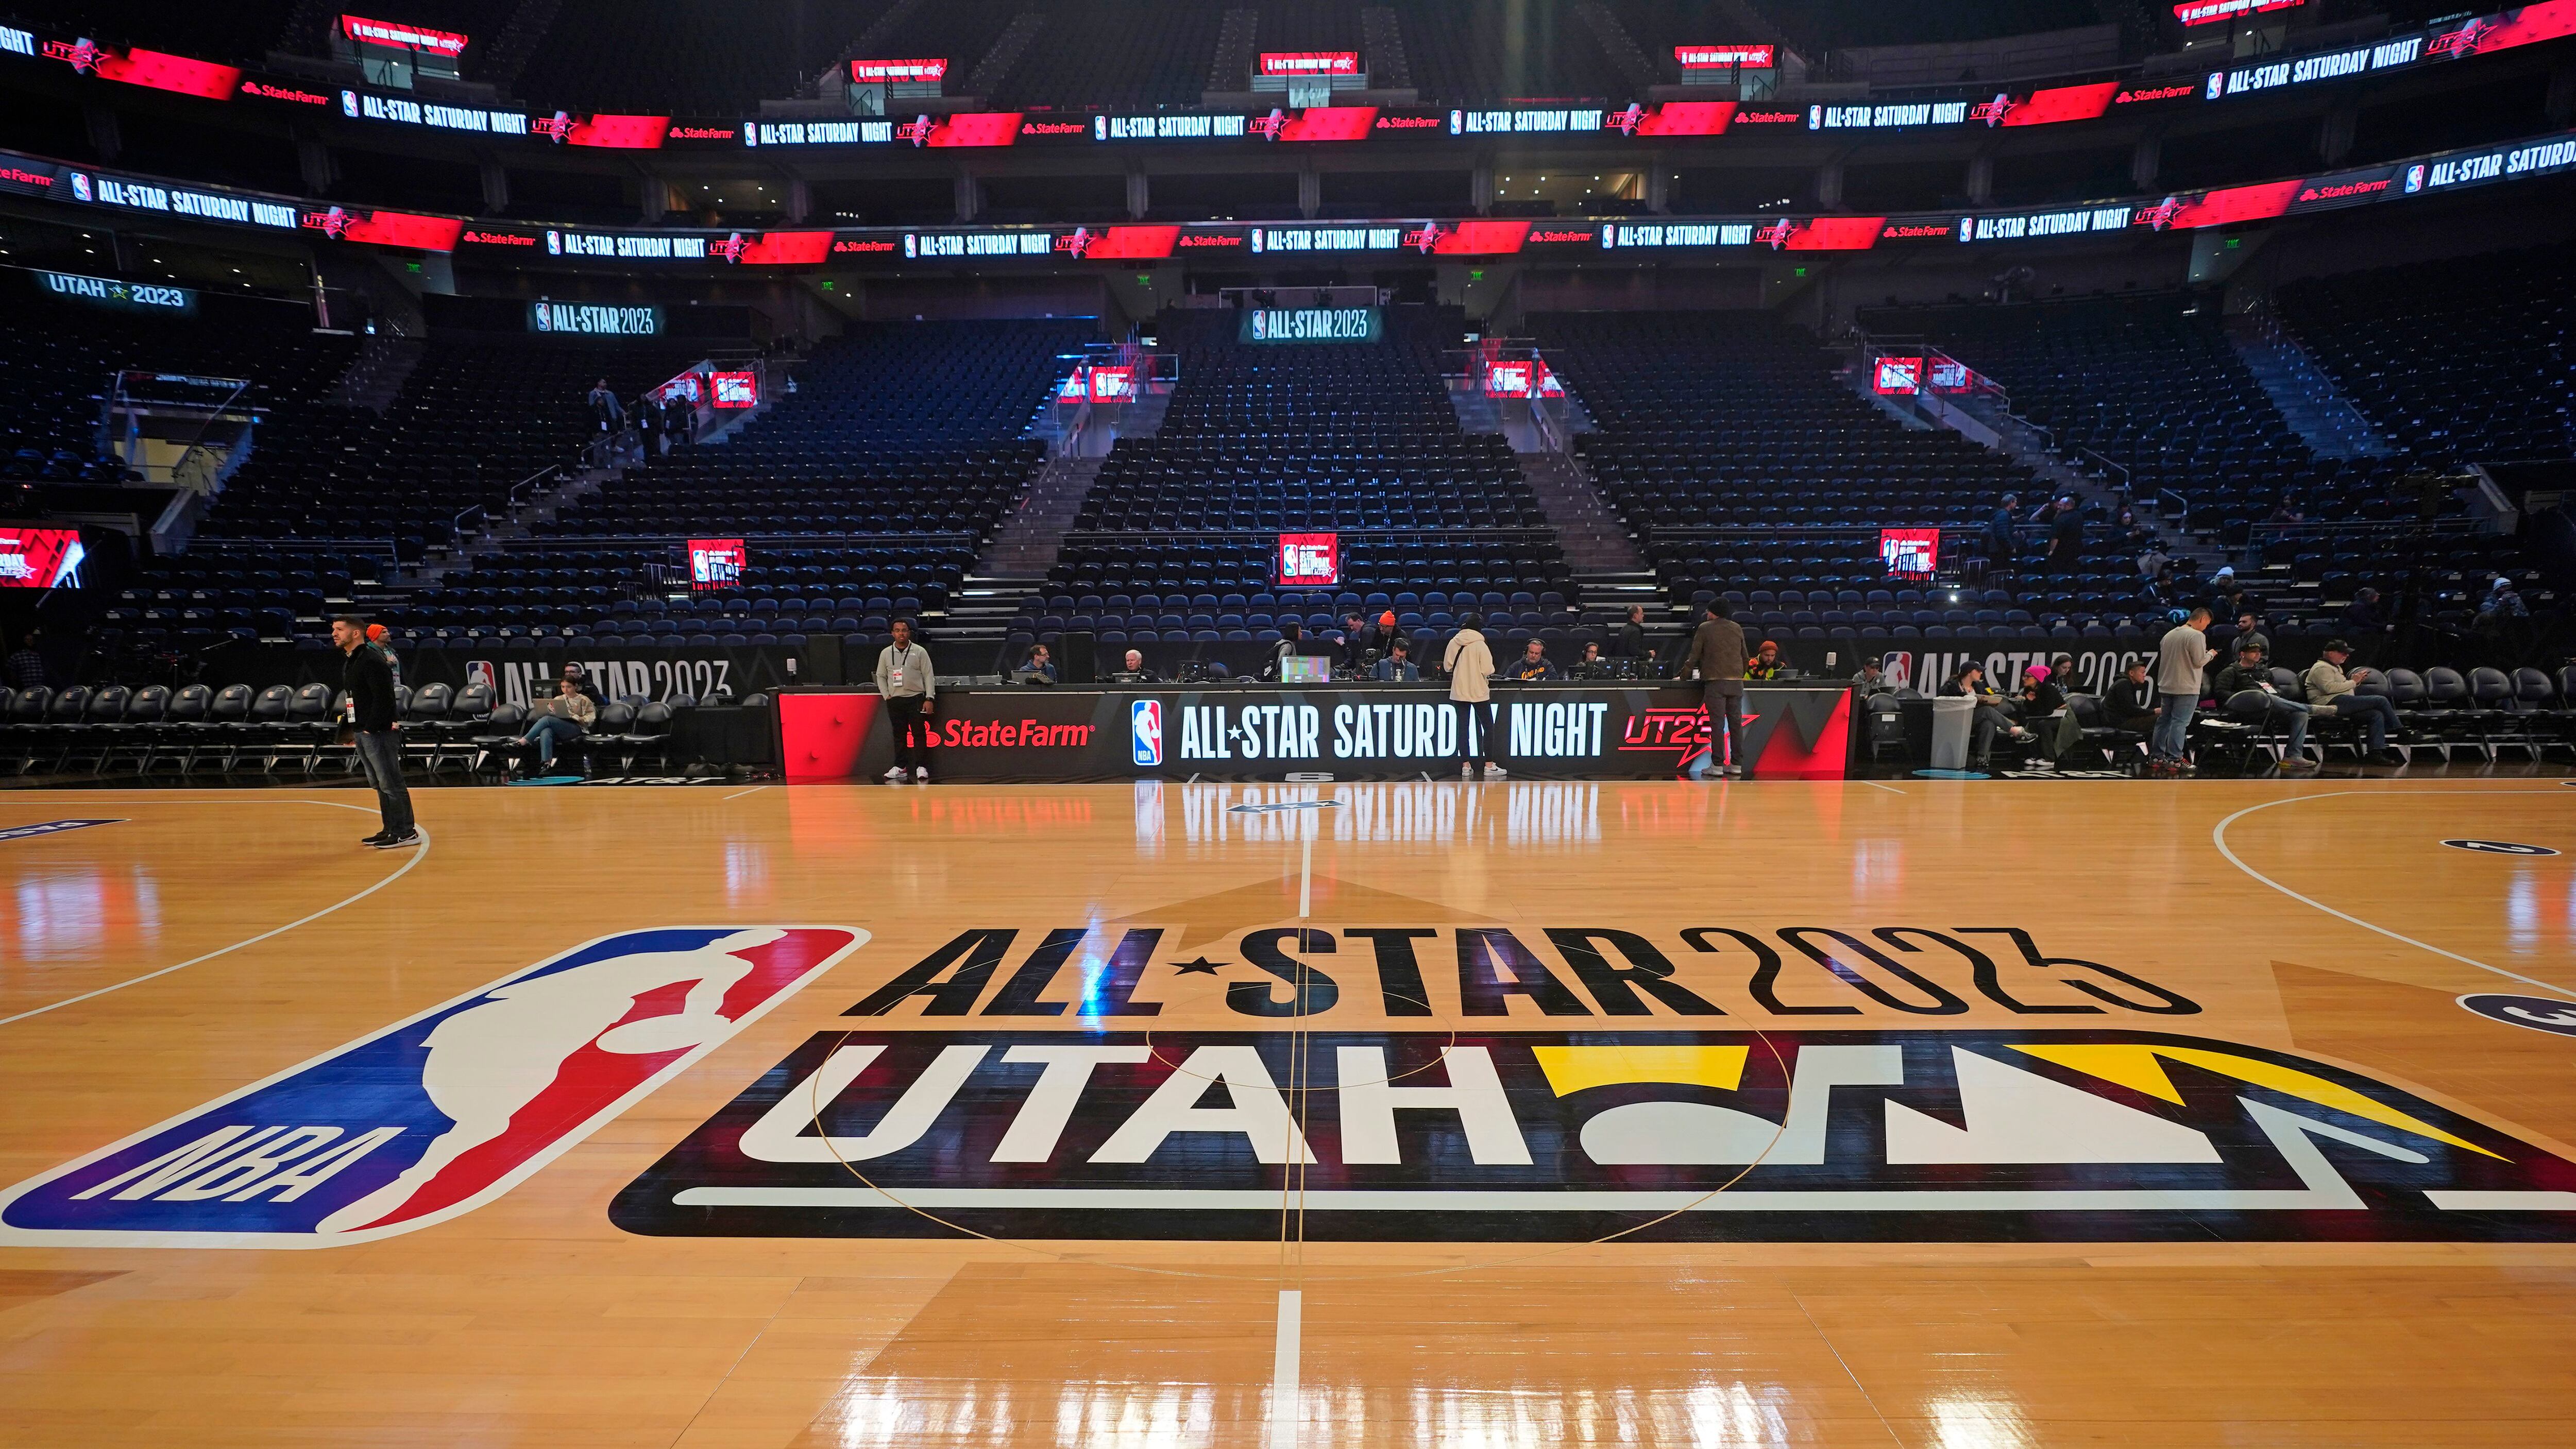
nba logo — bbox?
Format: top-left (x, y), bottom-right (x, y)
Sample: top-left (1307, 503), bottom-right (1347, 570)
top-left (2404, 165), bottom-right (2425, 194)
top-left (340, 89), bottom-right (359, 117)
top-left (1132, 700), bottom-right (1164, 766)
top-left (465, 659), bottom-right (495, 694)
top-left (0, 927), bottom-right (865, 1248)
top-left (2205, 71), bottom-right (2223, 101)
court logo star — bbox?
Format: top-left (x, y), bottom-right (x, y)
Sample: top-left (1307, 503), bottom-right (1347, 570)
top-left (1171, 957), bottom-right (1227, 976)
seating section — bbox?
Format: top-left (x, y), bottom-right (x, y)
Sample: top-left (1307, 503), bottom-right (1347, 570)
top-left (1401, 0), bottom-right (1633, 103)
top-left (386, 547), bottom-right (983, 651)
top-left (1761, 0), bottom-right (2101, 55)
top-left (1868, 294), bottom-right (2350, 517)
top-left (512, 0), bottom-right (879, 113)
top-left (198, 336), bottom-right (700, 541)
top-left (1022, 306), bottom-right (1574, 656)
top-left (2275, 244), bottom-right (2576, 466)
top-left (1864, 291), bottom-right (2544, 632)
top-left (0, 291), bottom-right (354, 486)
top-left (398, 319), bottom-right (1089, 652)
top-left (1534, 312), bottom-right (2189, 643)
top-left (998, 2), bottom-right (1229, 110)
top-left (548, 319), bottom-right (1084, 541)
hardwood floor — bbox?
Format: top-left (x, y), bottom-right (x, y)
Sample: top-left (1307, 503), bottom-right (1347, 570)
top-left (4, 778), bottom-right (2575, 1446)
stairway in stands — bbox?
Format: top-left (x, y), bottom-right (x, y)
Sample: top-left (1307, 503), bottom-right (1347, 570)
top-left (954, 454), bottom-right (1105, 656)
top-left (1518, 445), bottom-right (1664, 638)
top-left (2223, 313), bottom-right (2395, 461)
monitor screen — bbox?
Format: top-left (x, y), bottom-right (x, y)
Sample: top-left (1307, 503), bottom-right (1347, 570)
top-left (1880, 527), bottom-right (1940, 578)
top-left (687, 537), bottom-right (746, 589)
top-left (1280, 655), bottom-right (1332, 684)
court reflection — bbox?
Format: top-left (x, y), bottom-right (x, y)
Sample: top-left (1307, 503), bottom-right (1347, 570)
top-left (1162, 781), bottom-right (1606, 848)
top-left (8, 862), bottom-right (161, 966)
top-left (1918, 1391), bottom-right (2038, 1449)
top-left (817, 1378), bottom-right (1222, 1448)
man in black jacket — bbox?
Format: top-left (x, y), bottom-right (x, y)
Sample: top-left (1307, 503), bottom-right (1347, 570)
top-left (334, 617), bottom-right (417, 847)
top-left (1616, 605), bottom-right (1649, 662)
top-left (2104, 660), bottom-right (2159, 731)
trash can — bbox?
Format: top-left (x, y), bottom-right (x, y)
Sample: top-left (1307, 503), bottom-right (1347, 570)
top-left (1929, 694), bottom-right (1977, 771)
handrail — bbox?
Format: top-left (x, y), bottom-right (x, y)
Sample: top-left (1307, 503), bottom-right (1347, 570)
top-left (2250, 519), bottom-right (2480, 542)
top-left (494, 531), bottom-right (978, 549)
top-left (2156, 487), bottom-right (2189, 531)
top-left (1057, 527), bottom-right (1562, 542)
top-left (191, 536), bottom-right (398, 557)
top-left (2079, 447), bottom-right (2130, 492)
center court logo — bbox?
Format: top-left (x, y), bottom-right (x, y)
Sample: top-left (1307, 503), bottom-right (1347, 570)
top-left (610, 1028), bottom-right (2576, 1243)
top-left (0, 927), bottom-right (865, 1248)
top-left (1131, 699), bottom-right (1164, 766)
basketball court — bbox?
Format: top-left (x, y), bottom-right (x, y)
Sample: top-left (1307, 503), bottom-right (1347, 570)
top-left (5, 777), bottom-right (2576, 1446)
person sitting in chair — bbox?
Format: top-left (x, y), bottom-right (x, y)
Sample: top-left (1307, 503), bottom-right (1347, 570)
top-left (2302, 638), bottom-right (2404, 762)
top-left (1510, 639), bottom-right (1561, 681)
top-left (2105, 660), bottom-right (2159, 732)
top-left (1744, 639), bottom-right (1787, 680)
top-left (1941, 662), bottom-right (2030, 770)
top-left (1016, 643), bottom-right (1057, 685)
top-left (516, 676), bottom-right (596, 776)
top-left (1374, 639), bottom-right (1420, 682)
top-left (2212, 641), bottom-right (2316, 770)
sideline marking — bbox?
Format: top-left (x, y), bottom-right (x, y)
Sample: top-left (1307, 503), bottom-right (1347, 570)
top-left (2213, 791), bottom-right (2574, 996)
top-left (0, 800), bottom-right (433, 1028)
top-left (1269, 1288), bottom-right (1302, 1449)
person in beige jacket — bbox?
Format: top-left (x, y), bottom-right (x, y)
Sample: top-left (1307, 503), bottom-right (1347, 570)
top-left (1442, 615), bottom-right (1503, 779)
top-left (2302, 638), bottom-right (2403, 759)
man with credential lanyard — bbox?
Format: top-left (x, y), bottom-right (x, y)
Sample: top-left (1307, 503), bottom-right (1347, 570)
top-left (874, 618), bottom-right (935, 782)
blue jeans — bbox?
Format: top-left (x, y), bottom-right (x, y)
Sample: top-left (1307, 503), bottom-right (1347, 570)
top-left (2151, 693), bottom-right (2197, 761)
top-left (2326, 693), bottom-right (2399, 753)
top-left (1455, 701), bottom-right (1500, 765)
top-left (2231, 693), bottom-right (2310, 756)
top-left (521, 714), bottom-right (583, 770)
top-left (353, 729), bottom-right (413, 836)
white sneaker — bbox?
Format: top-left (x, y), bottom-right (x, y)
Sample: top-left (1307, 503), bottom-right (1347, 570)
top-left (1461, 762), bottom-right (1476, 779)
top-left (883, 766), bottom-right (907, 781)
top-left (1483, 764), bottom-right (1509, 779)
top-left (1725, 765), bottom-right (1743, 776)
top-left (914, 767), bottom-right (930, 781)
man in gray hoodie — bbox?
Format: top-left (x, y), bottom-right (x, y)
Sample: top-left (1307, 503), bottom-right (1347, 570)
top-left (2151, 607), bottom-right (2214, 773)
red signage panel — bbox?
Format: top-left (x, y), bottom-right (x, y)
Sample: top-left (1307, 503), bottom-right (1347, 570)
top-left (1259, 52), bottom-right (1360, 76)
top-left (43, 42), bottom-right (242, 100)
top-left (1674, 45), bottom-right (1775, 67)
top-left (711, 372), bottom-right (758, 408)
top-left (303, 206), bottom-right (464, 250)
top-left (687, 538), bottom-right (747, 590)
top-left (340, 15), bottom-right (469, 56)
top-left (2174, 0), bottom-right (2303, 23)
top-left (0, 527), bottom-right (84, 588)
top-left (1277, 533), bottom-right (1341, 589)
top-left (1880, 527), bottom-right (1940, 578)
top-left (1254, 107), bottom-right (1378, 142)
top-left (850, 58), bottom-right (946, 82)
